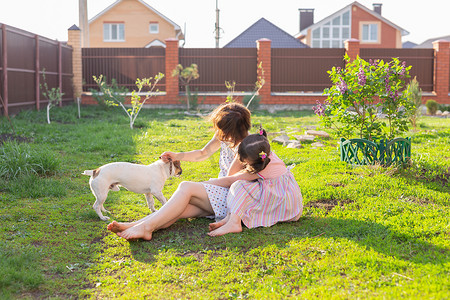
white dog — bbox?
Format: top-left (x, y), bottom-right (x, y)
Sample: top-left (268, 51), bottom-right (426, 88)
top-left (82, 159), bottom-right (182, 220)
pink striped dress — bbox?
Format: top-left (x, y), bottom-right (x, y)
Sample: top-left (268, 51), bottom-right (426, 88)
top-left (226, 152), bottom-right (303, 228)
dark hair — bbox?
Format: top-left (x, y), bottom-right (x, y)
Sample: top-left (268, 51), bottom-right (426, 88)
top-left (238, 129), bottom-right (270, 174)
top-left (208, 103), bottom-right (251, 147)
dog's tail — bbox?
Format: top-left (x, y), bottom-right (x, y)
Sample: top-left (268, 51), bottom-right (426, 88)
top-left (82, 170), bottom-right (94, 176)
top-left (82, 168), bottom-right (100, 178)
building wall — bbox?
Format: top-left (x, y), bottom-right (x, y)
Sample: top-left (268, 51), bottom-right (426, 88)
top-left (88, 0), bottom-right (178, 48)
top-left (351, 4), bottom-right (400, 48)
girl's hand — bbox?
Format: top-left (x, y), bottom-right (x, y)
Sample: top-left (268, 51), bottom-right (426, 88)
top-left (160, 151), bottom-right (179, 162)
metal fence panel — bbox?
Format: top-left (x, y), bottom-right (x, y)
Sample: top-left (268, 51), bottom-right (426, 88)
top-left (82, 48), bottom-right (166, 92)
top-left (360, 48), bottom-right (434, 92)
top-left (272, 48), bottom-right (346, 92)
top-left (0, 23), bottom-right (73, 115)
top-left (179, 48), bottom-right (257, 92)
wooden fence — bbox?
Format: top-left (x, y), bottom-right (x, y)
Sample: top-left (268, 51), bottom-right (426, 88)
top-left (0, 23), bottom-right (73, 115)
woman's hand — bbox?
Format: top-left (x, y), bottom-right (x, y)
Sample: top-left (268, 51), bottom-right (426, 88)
top-left (160, 151), bottom-right (179, 162)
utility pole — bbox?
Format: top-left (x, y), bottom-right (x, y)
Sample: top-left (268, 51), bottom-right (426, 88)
top-left (79, 0), bottom-right (89, 47)
top-left (215, 0), bottom-right (221, 48)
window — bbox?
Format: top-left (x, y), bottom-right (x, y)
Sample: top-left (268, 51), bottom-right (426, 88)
top-left (362, 24), bottom-right (378, 42)
top-left (333, 28), bottom-right (340, 38)
top-left (312, 28), bottom-right (320, 38)
top-left (342, 27), bottom-right (349, 39)
top-left (342, 11), bottom-right (350, 25)
top-left (322, 27), bottom-right (330, 38)
top-left (103, 23), bottom-right (124, 41)
top-left (332, 16), bottom-right (341, 25)
top-left (149, 22), bottom-right (159, 34)
top-left (310, 9), bottom-right (350, 48)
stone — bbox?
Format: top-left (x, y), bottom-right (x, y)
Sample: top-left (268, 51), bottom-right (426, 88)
top-left (311, 142), bottom-right (325, 148)
top-left (272, 134), bottom-right (290, 145)
top-left (305, 130), bottom-right (330, 138)
top-left (287, 140), bottom-right (303, 149)
top-left (294, 134), bottom-right (315, 142)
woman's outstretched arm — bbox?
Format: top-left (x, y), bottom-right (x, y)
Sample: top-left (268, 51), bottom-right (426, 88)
top-left (204, 171), bottom-right (258, 188)
top-left (160, 134), bottom-right (221, 162)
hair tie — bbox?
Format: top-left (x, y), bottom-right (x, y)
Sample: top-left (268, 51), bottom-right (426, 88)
top-left (259, 124), bottom-right (264, 136)
top-left (259, 151), bottom-right (267, 159)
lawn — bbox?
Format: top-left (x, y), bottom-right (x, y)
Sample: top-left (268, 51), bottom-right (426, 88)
top-left (0, 104), bottom-right (449, 299)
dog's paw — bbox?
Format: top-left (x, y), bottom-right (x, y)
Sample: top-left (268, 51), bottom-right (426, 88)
top-left (100, 216), bottom-right (110, 221)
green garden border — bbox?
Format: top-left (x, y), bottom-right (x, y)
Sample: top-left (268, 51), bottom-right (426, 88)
top-left (340, 137), bottom-right (411, 166)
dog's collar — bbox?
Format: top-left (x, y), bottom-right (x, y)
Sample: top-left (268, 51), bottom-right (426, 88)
top-left (168, 159), bottom-right (173, 176)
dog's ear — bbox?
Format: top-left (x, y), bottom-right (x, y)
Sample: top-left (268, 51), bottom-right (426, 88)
top-left (173, 160), bottom-right (181, 168)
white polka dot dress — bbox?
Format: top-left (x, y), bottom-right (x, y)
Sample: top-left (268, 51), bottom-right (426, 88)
top-left (202, 183), bottom-right (229, 220)
top-left (203, 142), bottom-right (237, 220)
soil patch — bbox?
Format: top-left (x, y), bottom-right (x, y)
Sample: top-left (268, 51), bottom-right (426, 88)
top-left (306, 198), bottom-right (354, 212)
top-left (0, 133), bottom-right (32, 145)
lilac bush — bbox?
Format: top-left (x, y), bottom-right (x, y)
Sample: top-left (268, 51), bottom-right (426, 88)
top-left (313, 54), bottom-right (411, 141)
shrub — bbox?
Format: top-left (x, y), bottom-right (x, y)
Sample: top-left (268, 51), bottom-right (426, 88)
top-left (438, 104), bottom-right (450, 112)
top-left (404, 76), bottom-right (422, 128)
top-left (242, 94), bottom-right (261, 111)
top-left (181, 88), bottom-right (204, 111)
top-left (0, 141), bottom-right (59, 180)
top-left (90, 76), bottom-right (128, 110)
top-left (425, 99), bottom-right (438, 115)
top-left (314, 54), bottom-right (411, 141)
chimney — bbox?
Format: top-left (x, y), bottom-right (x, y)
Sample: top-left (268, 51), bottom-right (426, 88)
top-left (299, 9), bottom-right (314, 32)
top-left (79, 0), bottom-right (89, 47)
top-left (373, 3), bottom-right (382, 15)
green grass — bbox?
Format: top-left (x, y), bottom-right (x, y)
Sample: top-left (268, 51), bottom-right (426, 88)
top-left (0, 104), bottom-right (449, 299)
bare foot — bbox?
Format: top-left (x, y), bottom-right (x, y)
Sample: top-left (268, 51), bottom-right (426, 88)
top-left (208, 214), bottom-right (242, 237)
top-left (107, 221), bottom-right (133, 233)
top-left (117, 223), bottom-right (153, 241)
top-left (208, 214), bottom-right (230, 231)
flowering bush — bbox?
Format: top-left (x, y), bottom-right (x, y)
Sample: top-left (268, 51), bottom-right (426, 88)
top-left (314, 54), bottom-right (411, 141)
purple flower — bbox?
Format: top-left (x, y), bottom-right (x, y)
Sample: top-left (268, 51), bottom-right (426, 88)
top-left (357, 66), bottom-right (366, 86)
top-left (399, 61), bottom-right (406, 76)
top-left (313, 100), bottom-right (326, 117)
top-left (336, 78), bottom-right (348, 94)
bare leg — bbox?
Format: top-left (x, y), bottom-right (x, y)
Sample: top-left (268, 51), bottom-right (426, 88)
top-left (157, 204), bottom-right (211, 230)
top-left (115, 181), bottom-right (213, 240)
top-left (208, 213), bottom-right (230, 231)
top-left (208, 213), bottom-right (243, 236)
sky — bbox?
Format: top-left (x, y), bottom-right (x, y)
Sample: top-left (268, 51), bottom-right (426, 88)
top-left (0, 0), bottom-right (448, 48)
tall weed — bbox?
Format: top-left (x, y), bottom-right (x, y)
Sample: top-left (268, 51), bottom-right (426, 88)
top-left (0, 141), bottom-right (59, 179)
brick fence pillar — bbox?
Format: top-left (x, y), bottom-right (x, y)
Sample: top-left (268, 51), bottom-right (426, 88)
top-left (67, 25), bottom-right (82, 99)
top-left (257, 38), bottom-right (271, 103)
top-left (165, 38), bottom-right (179, 102)
top-left (433, 40), bottom-right (450, 104)
top-left (344, 38), bottom-right (360, 61)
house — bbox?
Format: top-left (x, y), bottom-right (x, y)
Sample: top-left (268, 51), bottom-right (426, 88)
top-left (224, 18), bottom-right (308, 48)
top-left (86, 0), bottom-right (184, 48)
top-left (402, 41), bottom-right (418, 49)
top-left (295, 2), bottom-right (408, 48)
top-left (414, 35), bottom-right (450, 48)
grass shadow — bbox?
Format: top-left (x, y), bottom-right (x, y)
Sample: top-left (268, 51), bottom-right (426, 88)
top-left (126, 214), bottom-right (448, 266)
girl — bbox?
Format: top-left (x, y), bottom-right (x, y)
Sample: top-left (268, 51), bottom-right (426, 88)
top-left (107, 102), bottom-right (251, 240)
top-left (207, 128), bottom-right (303, 236)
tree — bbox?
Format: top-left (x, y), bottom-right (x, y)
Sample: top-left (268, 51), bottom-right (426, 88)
top-left (172, 64), bottom-right (199, 112)
top-left (40, 69), bottom-right (64, 124)
top-left (93, 73), bottom-right (164, 129)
